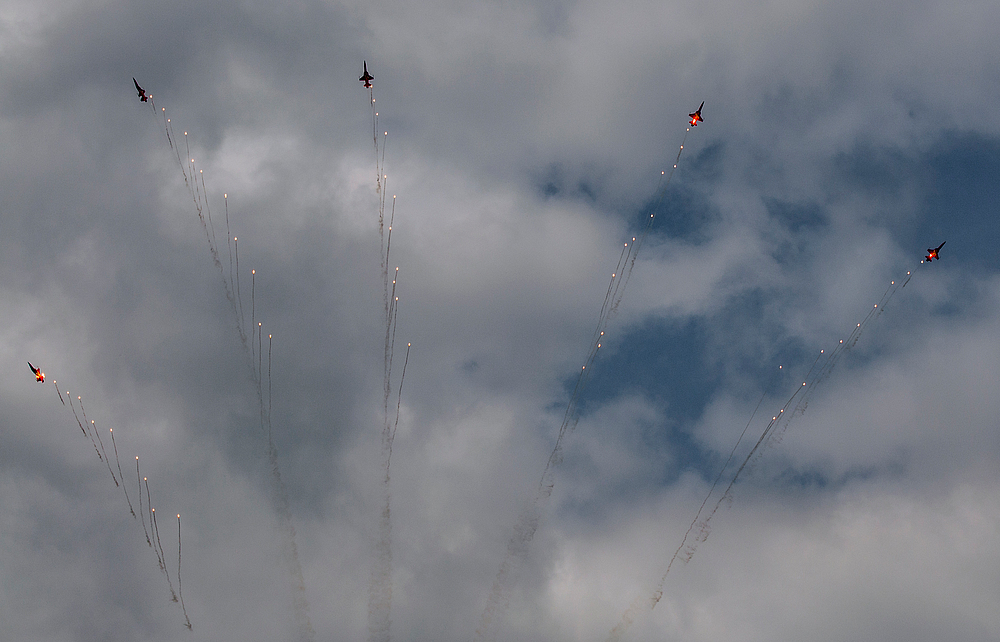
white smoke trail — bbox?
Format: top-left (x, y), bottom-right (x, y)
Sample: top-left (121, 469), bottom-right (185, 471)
top-left (474, 127), bottom-right (693, 642)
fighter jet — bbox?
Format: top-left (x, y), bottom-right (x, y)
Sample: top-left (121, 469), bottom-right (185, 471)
top-left (359, 61), bottom-right (374, 88)
top-left (688, 101), bottom-right (704, 126)
top-left (133, 78), bottom-right (149, 103)
top-left (925, 241), bottom-right (946, 262)
top-left (27, 362), bottom-right (44, 383)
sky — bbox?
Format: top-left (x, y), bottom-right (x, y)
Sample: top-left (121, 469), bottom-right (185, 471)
top-left (2, 0), bottom-right (999, 640)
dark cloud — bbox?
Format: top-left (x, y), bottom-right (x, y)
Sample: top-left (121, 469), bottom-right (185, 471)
top-left (2, 0), bottom-right (1000, 640)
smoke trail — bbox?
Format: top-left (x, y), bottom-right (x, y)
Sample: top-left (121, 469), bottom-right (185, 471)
top-left (268, 334), bottom-right (272, 432)
top-left (53, 380), bottom-right (65, 405)
top-left (137, 458), bottom-right (152, 547)
top-left (150, 113), bottom-right (312, 637)
top-left (606, 392), bottom-right (807, 642)
top-left (366, 85), bottom-right (405, 642)
top-left (87, 417), bottom-right (118, 487)
top-left (108, 428), bottom-right (135, 517)
top-left (162, 122), bottom-right (247, 352)
top-left (383, 198), bottom-right (396, 312)
top-left (225, 195), bottom-right (234, 298)
top-left (151, 507), bottom-right (179, 603)
top-left (759, 273), bottom-right (910, 455)
top-left (475, 129), bottom-right (693, 642)
top-left (383, 270), bottom-right (400, 415)
top-left (77, 398), bottom-right (115, 474)
top-left (236, 237), bottom-right (244, 333)
top-left (251, 269), bottom-right (256, 364)
top-left (177, 514), bottom-right (192, 630)
top-left (145, 479), bottom-right (163, 570)
top-left (200, 171), bottom-right (218, 258)
top-left (369, 310), bottom-right (404, 642)
top-left (159, 109), bottom-right (189, 187)
top-left (368, 497), bottom-right (393, 642)
top-left (390, 344), bottom-right (411, 451)
top-left (67, 393), bottom-right (114, 477)
top-left (267, 438), bottom-right (316, 641)
top-left (606, 273), bottom-right (915, 641)
top-left (369, 343), bottom-right (411, 642)
top-left (66, 393), bottom-right (90, 438)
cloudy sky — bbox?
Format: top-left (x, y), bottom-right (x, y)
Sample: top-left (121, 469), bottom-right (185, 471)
top-left (2, 0), bottom-right (999, 640)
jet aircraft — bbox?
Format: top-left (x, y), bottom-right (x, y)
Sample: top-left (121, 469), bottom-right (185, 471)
top-left (925, 241), bottom-right (946, 262)
top-left (360, 61), bottom-right (374, 88)
top-left (133, 78), bottom-right (149, 102)
top-left (689, 101), bottom-right (704, 126)
top-left (27, 362), bottom-right (44, 383)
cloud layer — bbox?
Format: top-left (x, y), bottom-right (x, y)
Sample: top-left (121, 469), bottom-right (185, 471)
top-left (1, 0), bottom-right (999, 640)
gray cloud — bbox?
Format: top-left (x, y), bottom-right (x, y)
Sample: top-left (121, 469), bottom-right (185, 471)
top-left (1, 0), bottom-right (999, 640)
